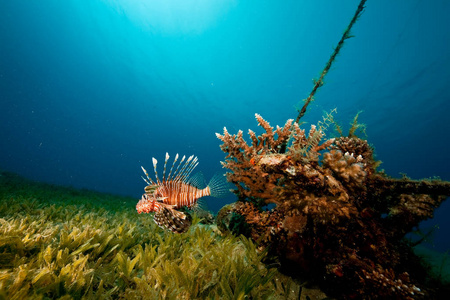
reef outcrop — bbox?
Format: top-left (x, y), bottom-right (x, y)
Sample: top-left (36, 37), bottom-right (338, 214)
top-left (216, 114), bottom-right (450, 299)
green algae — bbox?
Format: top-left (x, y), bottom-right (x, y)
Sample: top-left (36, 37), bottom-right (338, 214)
top-left (0, 171), bottom-right (325, 299)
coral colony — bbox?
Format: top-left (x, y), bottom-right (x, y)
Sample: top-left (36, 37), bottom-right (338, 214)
top-left (216, 113), bottom-right (450, 299)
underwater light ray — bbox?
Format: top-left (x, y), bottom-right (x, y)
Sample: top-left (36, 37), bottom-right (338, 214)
top-left (103, 0), bottom-right (237, 35)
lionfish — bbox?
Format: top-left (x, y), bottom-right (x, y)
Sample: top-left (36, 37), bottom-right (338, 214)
top-left (136, 153), bottom-right (228, 233)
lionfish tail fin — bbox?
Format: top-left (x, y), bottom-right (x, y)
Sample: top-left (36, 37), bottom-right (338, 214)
top-left (153, 206), bottom-right (192, 233)
top-left (207, 173), bottom-right (231, 198)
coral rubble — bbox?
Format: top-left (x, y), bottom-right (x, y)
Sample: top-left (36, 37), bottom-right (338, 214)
top-left (216, 114), bottom-right (450, 299)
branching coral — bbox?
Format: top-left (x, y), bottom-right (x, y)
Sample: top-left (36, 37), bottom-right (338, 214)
top-left (216, 114), bottom-right (450, 299)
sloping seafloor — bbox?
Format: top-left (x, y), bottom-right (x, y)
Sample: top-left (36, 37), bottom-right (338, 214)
top-left (0, 169), bottom-right (448, 299)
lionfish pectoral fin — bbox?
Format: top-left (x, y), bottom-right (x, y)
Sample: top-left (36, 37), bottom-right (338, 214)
top-left (153, 206), bottom-right (192, 233)
top-left (190, 198), bottom-right (206, 214)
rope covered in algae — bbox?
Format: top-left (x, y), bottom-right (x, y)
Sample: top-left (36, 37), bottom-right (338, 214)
top-left (295, 0), bottom-right (368, 125)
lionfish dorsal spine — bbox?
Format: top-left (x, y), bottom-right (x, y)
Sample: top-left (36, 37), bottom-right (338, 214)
top-left (173, 155), bottom-right (193, 182)
top-left (162, 152), bottom-right (170, 182)
top-left (171, 155), bottom-right (186, 182)
top-left (166, 153), bottom-right (179, 182)
top-left (152, 157), bottom-right (161, 184)
top-left (141, 166), bottom-right (154, 185)
top-left (177, 155), bottom-right (193, 182)
top-left (143, 153), bottom-right (200, 189)
top-left (179, 156), bottom-right (198, 183)
top-left (184, 156), bottom-right (198, 181)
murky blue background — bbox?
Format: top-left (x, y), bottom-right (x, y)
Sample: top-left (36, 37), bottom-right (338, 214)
top-left (1, 1), bottom-right (449, 250)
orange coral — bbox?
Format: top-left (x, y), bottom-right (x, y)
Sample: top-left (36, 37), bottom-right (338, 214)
top-left (216, 114), bottom-right (450, 299)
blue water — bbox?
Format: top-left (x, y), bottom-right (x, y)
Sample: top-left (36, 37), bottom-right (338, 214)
top-left (1, 0), bottom-right (449, 250)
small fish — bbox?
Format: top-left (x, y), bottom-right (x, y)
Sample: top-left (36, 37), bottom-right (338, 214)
top-left (136, 153), bottom-right (228, 233)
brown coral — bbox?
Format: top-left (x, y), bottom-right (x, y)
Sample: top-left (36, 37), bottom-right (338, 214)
top-left (216, 114), bottom-right (450, 299)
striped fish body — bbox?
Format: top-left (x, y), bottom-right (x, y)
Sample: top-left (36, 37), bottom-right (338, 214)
top-left (152, 181), bottom-right (211, 209)
top-left (136, 153), bottom-right (228, 233)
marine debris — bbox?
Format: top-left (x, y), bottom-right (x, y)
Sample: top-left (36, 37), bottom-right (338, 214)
top-left (216, 113), bottom-right (450, 299)
top-left (293, 0), bottom-right (367, 127)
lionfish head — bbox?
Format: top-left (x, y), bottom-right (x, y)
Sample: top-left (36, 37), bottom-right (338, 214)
top-left (136, 194), bottom-right (160, 214)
